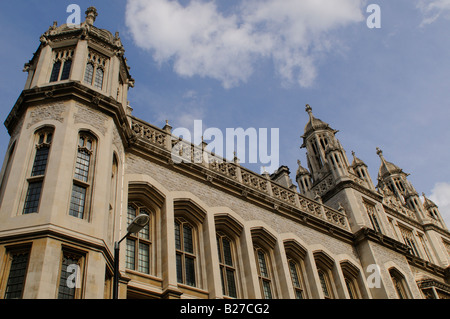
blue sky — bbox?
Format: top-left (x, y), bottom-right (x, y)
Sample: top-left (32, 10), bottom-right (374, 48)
top-left (0, 0), bottom-right (449, 226)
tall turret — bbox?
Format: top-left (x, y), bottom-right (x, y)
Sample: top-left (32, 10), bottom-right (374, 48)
top-left (0, 7), bottom-right (132, 298)
top-left (301, 104), bottom-right (351, 185)
top-left (22, 7), bottom-right (134, 113)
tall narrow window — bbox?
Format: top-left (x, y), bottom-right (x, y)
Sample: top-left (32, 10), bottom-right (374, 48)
top-left (419, 234), bottom-right (433, 262)
top-left (84, 51), bottom-right (108, 90)
top-left (125, 204), bottom-right (151, 274)
top-left (217, 233), bottom-right (238, 298)
top-left (345, 278), bottom-right (358, 299)
top-left (60, 59), bottom-right (72, 80)
top-left (175, 218), bottom-right (197, 287)
top-left (317, 269), bottom-right (333, 299)
top-left (254, 247), bottom-right (273, 299)
top-left (389, 269), bottom-right (408, 299)
top-left (94, 68), bottom-right (104, 89)
top-left (23, 129), bottom-right (53, 215)
top-left (69, 133), bottom-right (95, 220)
top-left (364, 202), bottom-right (382, 233)
top-left (84, 63), bottom-right (94, 85)
top-left (50, 61), bottom-right (62, 82)
top-left (57, 250), bottom-right (84, 299)
top-left (4, 248), bottom-right (30, 299)
top-left (341, 262), bottom-right (362, 299)
top-left (49, 48), bottom-right (73, 82)
top-left (399, 226), bottom-right (420, 257)
top-left (288, 259), bottom-right (305, 299)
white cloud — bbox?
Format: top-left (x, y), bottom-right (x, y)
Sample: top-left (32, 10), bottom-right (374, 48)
top-left (418, 0), bottom-right (450, 25)
top-left (125, 0), bottom-right (364, 88)
top-left (428, 182), bottom-right (450, 228)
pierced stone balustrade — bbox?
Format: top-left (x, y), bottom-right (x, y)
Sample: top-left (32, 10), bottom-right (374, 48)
top-left (130, 118), bottom-right (350, 231)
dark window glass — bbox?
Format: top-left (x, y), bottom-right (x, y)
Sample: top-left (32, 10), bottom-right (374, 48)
top-left (138, 242), bottom-right (150, 274)
top-left (74, 149), bottom-right (91, 182)
top-left (217, 235), bottom-right (238, 298)
top-left (84, 63), bottom-right (94, 84)
top-left (69, 184), bottom-right (87, 219)
top-left (226, 268), bottom-right (237, 298)
top-left (175, 220), bottom-right (196, 287)
top-left (185, 256), bottom-right (196, 287)
top-left (4, 251), bottom-right (29, 299)
top-left (57, 254), bottom-right (80, 299)
top-left (94, 68), bottom-right (104, 89)
top-left (60, 60), bottom-right (72, 80)
top-left (23, 181), bottom-right (43, 214)
top-left (318, 270), bottom-right (331, 298)
top-left (31, 147), bottom-right (50, 177)
top-left (175, 222), bottom-right (181, 250)
top-left (257, 250), bottom-right (269, 278)
top-left (126, 239), bottom-right (135, 271)
top-left (183, 225), bottom-right (194, 254)
top-left (50, 61), bottom-right (61, 82)
top-left (262, 280), bottom-right (272, 299)
top-left (176, 253), bottom-right (183, 283)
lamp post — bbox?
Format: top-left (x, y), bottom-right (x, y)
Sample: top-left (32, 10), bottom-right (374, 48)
top-left (113, 214), bottom-right (150, 299)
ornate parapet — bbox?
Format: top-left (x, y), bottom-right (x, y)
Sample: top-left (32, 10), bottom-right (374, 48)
top-left (129, 118), bottom-right (350, 231)
top-left (310, 174), bottom-right (335, 197)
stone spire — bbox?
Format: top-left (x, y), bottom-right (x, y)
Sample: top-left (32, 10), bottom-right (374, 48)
top-left (376, 147), bottom-right (404, 179)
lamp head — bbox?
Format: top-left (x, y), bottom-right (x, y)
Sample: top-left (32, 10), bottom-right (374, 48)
top-left (127, 214), bottom-right (150, 234)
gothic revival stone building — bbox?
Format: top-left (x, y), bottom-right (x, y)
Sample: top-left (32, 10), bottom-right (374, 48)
top-left (0, 8), bottom-right (449, 299)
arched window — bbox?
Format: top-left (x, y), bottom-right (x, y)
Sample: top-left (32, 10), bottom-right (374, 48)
top-left (345, 278), bottom-right (357, 299)
top-left (364, 201), bottom-right (382, 233)
top-left (314, 251), bottom-right (336, 299)
top-left (83, 51), bottom-right (108, 90)
top-left (60, 59), bottom-right (72, 81)
top-left (94, 67), bottom-right (104, 90)
top-left (399, 226), bottom-right (420, 257)
top-left (23, 128), bottom-right (53, 214)
top-left (284, 241), bottom-right (308, 299)
top-left (217, 233), bottom-right (238, 298)
top-left (50, 61), bottom-right (62, 82)
top-left (341, 261), bottom-right (362, 299)
top-left (288, 258), bottom-right (305, 299)
top-left (125, 204), bottom-right (151, 274)
top-left (50, 48), bottom-right (73, 82)
top-left (317, 268), bottom-right (333, 299)
top-left (175, 218), bottom-right (197, 287)
top-left (84, 63), bottom-right (94, 85)
top-left (389, 268), bottom-right (409, 299)
top-left (69, 132), bottom-right (96, 220)
top-left (254, 246), bottom-right (274, 299)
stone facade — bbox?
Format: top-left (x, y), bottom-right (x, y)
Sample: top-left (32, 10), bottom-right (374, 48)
top-left (0, 7), bottom-right (449, 300)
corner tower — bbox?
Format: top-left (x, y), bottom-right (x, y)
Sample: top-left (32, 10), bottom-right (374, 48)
top-left (299, 105), bottom-right (391, 236)
top-left (0, 7), bottom-right (133, 299)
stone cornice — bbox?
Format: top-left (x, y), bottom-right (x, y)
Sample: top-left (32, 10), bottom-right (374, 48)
top-left (0, 225), bottom-right (114, 270)
top-left (407, 255), bottom-right (447, 278)
top-left (4, 82), bottom-right (132, 145)
top-left (416, 278), bottom-right (450, 292)
top-left (353, 227), bottom-right (410, 254)
top-left (322, 178), bottom-right (383, 203)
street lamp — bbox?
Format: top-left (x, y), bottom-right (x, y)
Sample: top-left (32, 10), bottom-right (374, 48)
top-left (113, 214), bottom-right (150, 299)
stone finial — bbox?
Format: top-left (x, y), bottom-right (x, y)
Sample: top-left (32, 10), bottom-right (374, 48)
top-left (85, 7), bottom-right (98, 25)
top-left (376, 147), bottom-right (383, 157)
